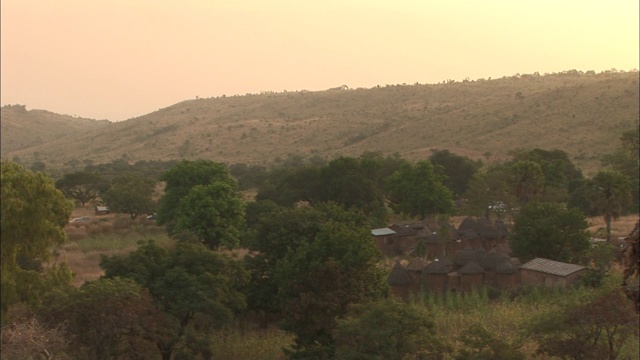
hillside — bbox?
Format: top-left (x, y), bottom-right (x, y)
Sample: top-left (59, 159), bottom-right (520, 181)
top-left (2, 70), bottom-right (638, 175)
top-left (0, 105), bottom-right (110, 154)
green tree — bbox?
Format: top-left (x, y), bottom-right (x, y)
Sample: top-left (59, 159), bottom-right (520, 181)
top-left (275, 221), bottom-right (388, 359)
top-left (100, 241), bottom-right (248, 360)
top-left (510, 160), bottom-right (545, 205)
top-left (244, 203), bottom-right (373, 317)
top-left (172, 182), bottom-right (245, 249)
top-left (528, 290), bottom-right (638, 360)
top-left (102, 175), bottom-right (156, 219)
top-left (510, 202), bottom-right (590, 263)
top-left (61, 277), bottom-right (163, 359)
top-left (429, 149), bottom-right (483, 197)
top-left (55, 171), bottom-right (107, 207)
top-left (385, 161), bottom-right (456, 219)
top-left (455, 323), bottom-right (524, 360)
top-left (157, 160), bottom-right (236, 227)
top-left (334, 298), bottom-right (446, 360)
top-left (462, 164), bottom-right (519, 220)
top-left (1, 161), bottom-right (72, 320)
top-left (588, 170), bottom-right (632, 242)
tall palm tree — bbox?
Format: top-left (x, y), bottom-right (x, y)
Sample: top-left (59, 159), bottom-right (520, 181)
top-left (590, 170), bottom-right (632, 242)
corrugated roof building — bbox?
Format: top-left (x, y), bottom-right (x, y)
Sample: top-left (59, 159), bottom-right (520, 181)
top-left (520, 258), bottom-right (590, 288)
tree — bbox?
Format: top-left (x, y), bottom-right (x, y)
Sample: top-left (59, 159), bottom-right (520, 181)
top-left (528, 291), bottom-right (639, 360)
top-left (455, 323), bottom-right (524, 360)
top-left (101, 241), bottom-right (248, 360)
top-left (462, 164), bottom-right (519, 220)
top-left (510, 202), bottom-right (590, 263)
top-left (157, 160), bottom-right (236, 226)
top-left (385, 161), bottom-right (456, 219)
top-left (334, 298), bottom-right (446, 360)
top-left (274, 220), bottom-right (388, 359)
top-left (429, 149), bottom-right (482, 197)
top-left (61, 277), bottom-right (163, 359)
top-left (1, 161), bottom-right (72, 320)
top-left (172, 182), bottom-right (245, 249)
top-left (589, 170), bottom-right (632, 242)
top-left (510, 160), bottom-right (545, 205)
top-left (55, 171), bottom-right (107, 207)
top-left (102, 175), bottom-right (156, 219)
top-left (244, 203), bottom-right (374, 317)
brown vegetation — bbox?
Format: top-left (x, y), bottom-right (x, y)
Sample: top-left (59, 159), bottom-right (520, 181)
top-left (2, 70), bottom-right (638, 176)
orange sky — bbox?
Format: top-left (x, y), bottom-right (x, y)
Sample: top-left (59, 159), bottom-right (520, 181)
top-left (2, 0), bottom-right (638, 121)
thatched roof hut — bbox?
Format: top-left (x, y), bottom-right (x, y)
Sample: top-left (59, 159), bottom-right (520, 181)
top-left (457, 216), bottom-right (477, 237)
top-left (424, 260), bottom-right (450, 274)
top-left (406, 258), bottom-right (428, 272)
top-left (387, 262), bottom-right (412, 285)
top-left (458, 260), bottom-right (485, 275)
top-left (478, 224), bottom-right (501, 240)
top-left (455, 245), bottom-right (476, 267)
top-left (479, 248), bottom-right (501, 271)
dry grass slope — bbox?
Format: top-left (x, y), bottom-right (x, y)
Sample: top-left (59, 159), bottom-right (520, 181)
top-left (3, 70), bottom-right (638, 175)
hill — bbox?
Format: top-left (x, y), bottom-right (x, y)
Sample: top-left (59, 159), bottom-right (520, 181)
top-left (1, 105), bottom-right (110, 154)
top-left (2, 70), bottom-right (638, 175)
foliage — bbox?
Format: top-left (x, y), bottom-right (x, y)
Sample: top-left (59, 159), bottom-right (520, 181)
top-left (61, 277), bottom-right (163, 359)
top-left (0, 316), bottom-right (71, 359)
top-left (509, 160), bottom-right (545, 205)
top-left (511, 148), bottom-right (583, 199)
top-left (454, 323), bottom-right (524, 360)
top-left (172, 182), bottom-right (246, 249)
top-left (527, 290), bottom-right (639, 360)
top-left (156, 159), bottom-right (236, 227)
top-left (385, 161), bottom-right (456, 219)
top-left (588, 170), bottom-right (632, 242)
top-left (1, 161), bottom-right (72, 320)
top-left (100, 240), bottom-right (249, 359)
top-left (510, 202), bottom-right (590, 263)
top-left (334, 297), bottom-right (446, 360)
top-left (429, 149), bottom-right (482, 198)
top-left (55, 171), bottom-right (107, 207)
top-left (244, 203), bottom-right (374, 316)
top-left (274, 220), bottom-right (389, 359)
top-left (462, 164), bottom-right (519, 220)
top-left (102, 174), bottom-right (156, 219)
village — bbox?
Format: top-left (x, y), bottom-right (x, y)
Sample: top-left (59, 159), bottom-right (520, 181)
top-left (374, 216), bottom-right (599, 298)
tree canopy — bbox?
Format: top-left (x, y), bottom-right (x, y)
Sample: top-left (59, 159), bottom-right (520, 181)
top-left (1, 161), bottom-right (72, 319)
top-left (510, 202), bottom-right (590, 263)
top-left (385, 161), bottom-right (456, 219)
top-left (156, 160), bottom-right (236, 226)
top-left (55, 171), bottom-right (107, 207)
top-left (102, 175), bottom-right (156, 219)
top-left (172, 182), bottom-right (245, 249)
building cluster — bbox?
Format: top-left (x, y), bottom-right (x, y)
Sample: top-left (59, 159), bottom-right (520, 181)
top-left (372, 216), bottom-right (590, 298)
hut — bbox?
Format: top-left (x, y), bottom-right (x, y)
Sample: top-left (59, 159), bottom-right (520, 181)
top-left (95, 206), bottom-right (110, 215)
top-left (424, 234), bottom-right (445, 260)
top-left (477, 224), bottom-right (501, 250)
top-left (388, 224), bottom-right (419, 255)
top-left (387, 262), bottom-right (414, 299)
top-left (494, 257), bottom-right (520, 288)
top-left (406, 257), bottom-right (428, 281)
top-left (454, 245), bottom-right (476, 268)
top-left (371, 227), bottom-right (397, 256)
top-left (494, 219), bottom-right (510, 241)
top-left (460, 229), bottom-right (481, 250)
top-left (457, 260), bottom-right (485, 292)
top-left (423, 260), bottom-right (449, 293)
top-left (456, 216), bottom-right (477, 238)
top-left (520, 258), bottom-right (590, 288)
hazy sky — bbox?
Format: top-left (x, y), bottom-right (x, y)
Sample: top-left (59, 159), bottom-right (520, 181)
top-left (2, 0), bottom-right (638, 121)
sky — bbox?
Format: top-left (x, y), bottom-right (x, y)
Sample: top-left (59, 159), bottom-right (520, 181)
top-left (2, 0), bottom-right (638, 122)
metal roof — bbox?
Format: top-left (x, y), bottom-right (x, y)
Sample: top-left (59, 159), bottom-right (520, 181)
top-left (520, 258), bottom-right (587, 277)
top-left (371, 228), bottom-right (397, 236)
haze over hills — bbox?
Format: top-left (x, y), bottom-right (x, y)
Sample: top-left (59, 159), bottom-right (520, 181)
top-left (1, 70), bottom-right (638, 176)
